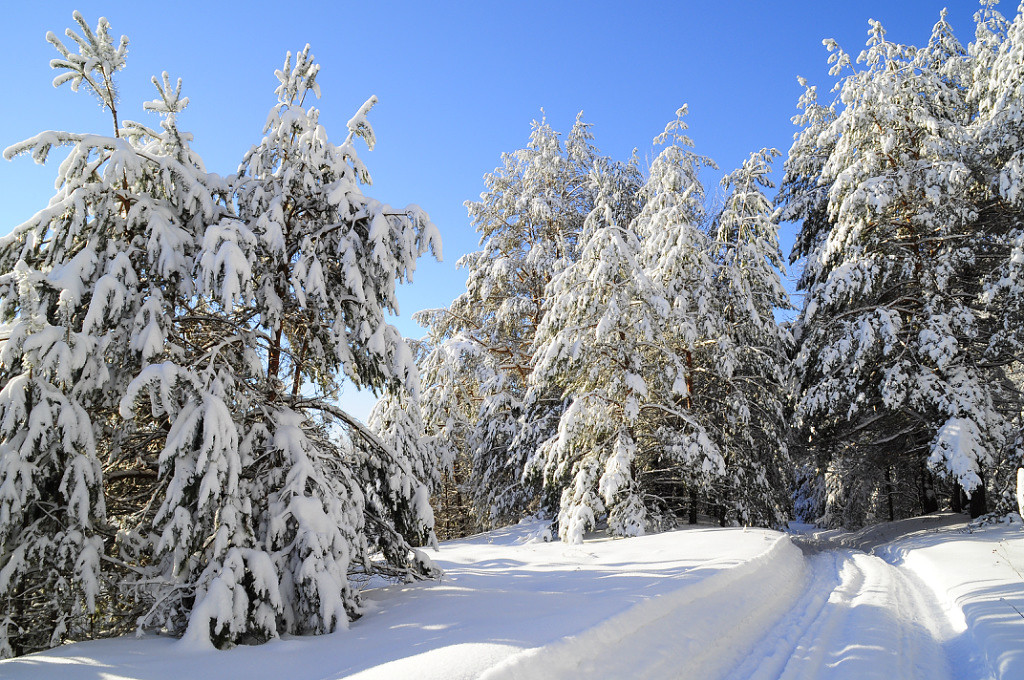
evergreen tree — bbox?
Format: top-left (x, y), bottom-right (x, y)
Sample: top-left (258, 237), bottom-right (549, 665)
top-left (529, 109), bottom-right (797, 540)
top-left (630, 107), bottom-right (728, 525)
top-left (528, 166), bottom-right (664, 542)
top-left (135, 44), bottom-right (442, 644)
top-left (417, 114), bottom-right (622, 529)
top-left (973, 2), bottom-right (1024, 514)
top-left (412, 317), bottom-right (482, 539)
top-left (782, 13), bottom-right (1011, 525)
top-left (711, 148), bottom-right (793, 526)
top-left (1, 17), bottom-right (442, 655)
top-left (0, 14), bottom-right (227, 654)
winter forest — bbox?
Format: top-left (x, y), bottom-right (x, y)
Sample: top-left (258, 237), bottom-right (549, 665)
top-left (2, 2), bottom-right (1024, 663)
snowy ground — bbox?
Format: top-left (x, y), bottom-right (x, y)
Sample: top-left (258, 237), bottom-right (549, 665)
top-left (1, 513), bottom-right (1022, 679)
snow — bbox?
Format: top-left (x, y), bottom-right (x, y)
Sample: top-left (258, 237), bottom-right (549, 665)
top-left (1, 514), bottom-right (1022, 679)
top-left (877, 516), bottom-right (1024, 680)
top-left (931, 417), bottom-right (989, 492)
top-left (794, 513), bottom-right (1024, 680)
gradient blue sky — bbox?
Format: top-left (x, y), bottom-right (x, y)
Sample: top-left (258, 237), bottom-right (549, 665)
top-left (1, 1), bottom-right (984, 418)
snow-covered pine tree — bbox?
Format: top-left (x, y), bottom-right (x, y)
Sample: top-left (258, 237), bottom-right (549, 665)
top-left (782, 14), bottom-right (1010, 526)
top-left (527, 164), bottom-right (663, 542)
top-left (241, 42), bottom-right (442, 627)
top-left (711, 148), bottom-right (793, 527)
top-left (776, 77), bottom-right (837, 301)
top-left (775, 74), bottom-right (838, 524)
top-left (417, 114), bottom-right (625, 530)
top-left (0, 14), bottom-right (230, 655)
top-left (972, 1), bottom-right (1024, 515)
top-left (530, 109), bottom-right (790, 539)
top-left (3, 17), bottom-right (442, 654)
top-left (412, 323), bottom-right (482, 538)
top-left (630, 107), bottom-right (727, 525)
top-left (126, 45), bottom-right (444, 645)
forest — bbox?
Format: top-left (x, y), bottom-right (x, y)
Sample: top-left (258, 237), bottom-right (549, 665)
top-left (1, 2), bottom-right (1023, 660)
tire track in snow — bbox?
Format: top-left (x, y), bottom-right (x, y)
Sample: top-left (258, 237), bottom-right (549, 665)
top-left (728, 549), bottom-right (954, 680)
top-left (722, 550), bottom-right (845, 680)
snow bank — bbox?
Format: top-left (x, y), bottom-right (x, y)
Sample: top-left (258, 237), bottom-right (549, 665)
top-left (879, 514), bottom-right (1024, 680)
top-left (6, 514), bottom-right (1018, 680)
top-left (480, 534), bottom-right (805, 679)
top-left (795, 511), bottom-right (1024, 680)
top-left (0, 520), bottom-right (788, 679)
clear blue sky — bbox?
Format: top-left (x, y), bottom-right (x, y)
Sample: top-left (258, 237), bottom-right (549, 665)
top-left (1, 1), bottom-right (983, 419)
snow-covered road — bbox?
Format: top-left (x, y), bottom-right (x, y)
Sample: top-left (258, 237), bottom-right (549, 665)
top-left (487, 537), bottom-right (962, 680)
top-left (1, 514), bottom-right (1020, 679)
top-left (728, 549), bottom-right (957, 680)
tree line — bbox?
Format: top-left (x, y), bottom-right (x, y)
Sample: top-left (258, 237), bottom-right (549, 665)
top-left (387, 3), bottom-right (1024, 538)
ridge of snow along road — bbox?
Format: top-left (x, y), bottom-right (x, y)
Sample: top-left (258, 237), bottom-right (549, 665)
top-left (0, 523), bottom-right (797, 679)
top-left (340, 523), bottom-right (798, 680)
top-left (480, 535), bottom-right (806, 680)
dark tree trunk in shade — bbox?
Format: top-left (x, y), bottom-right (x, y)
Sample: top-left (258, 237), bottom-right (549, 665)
top-left (920, 467), bottom-right (939, 514)
top-left (969, 472), bottom-right (987, 518)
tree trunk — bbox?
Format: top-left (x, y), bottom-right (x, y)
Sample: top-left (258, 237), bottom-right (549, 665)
top-left (969, 471), bottom-right (987, 519)
top-left (951, 481), bottom-right (964, 513)
top-left (291, 332), bottom-right (308, 398)
top-left (688, 488), bottom-right (698, 525)
top-left (919, 467), bottom-right (939, 514)
top-left (267, 325), bottom-right (283, 385)
top-left (684, 349), bottom-right (695, 411)
top-left (885, 465), bottom-right (895, 522)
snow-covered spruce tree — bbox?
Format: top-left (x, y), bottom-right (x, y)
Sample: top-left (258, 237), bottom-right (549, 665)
top-left (368, 337), bottom-right (446, 541)
top-left (0, 14), bottom-right (231, 656)
top-left (368, 341), bottom-right (444, 497)
top-left (782, 14), bottom-right (1011, 526)
top-left (122, 46), bottom-right (443, 646)
top-left (412, 324), bottom-right (483, 539)
top-left (418, 114), bottom-right (632, 530)
top-left (415, 320), bottom-right (514, 535)
top-left (710, 148), bottom-right (793, 527)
